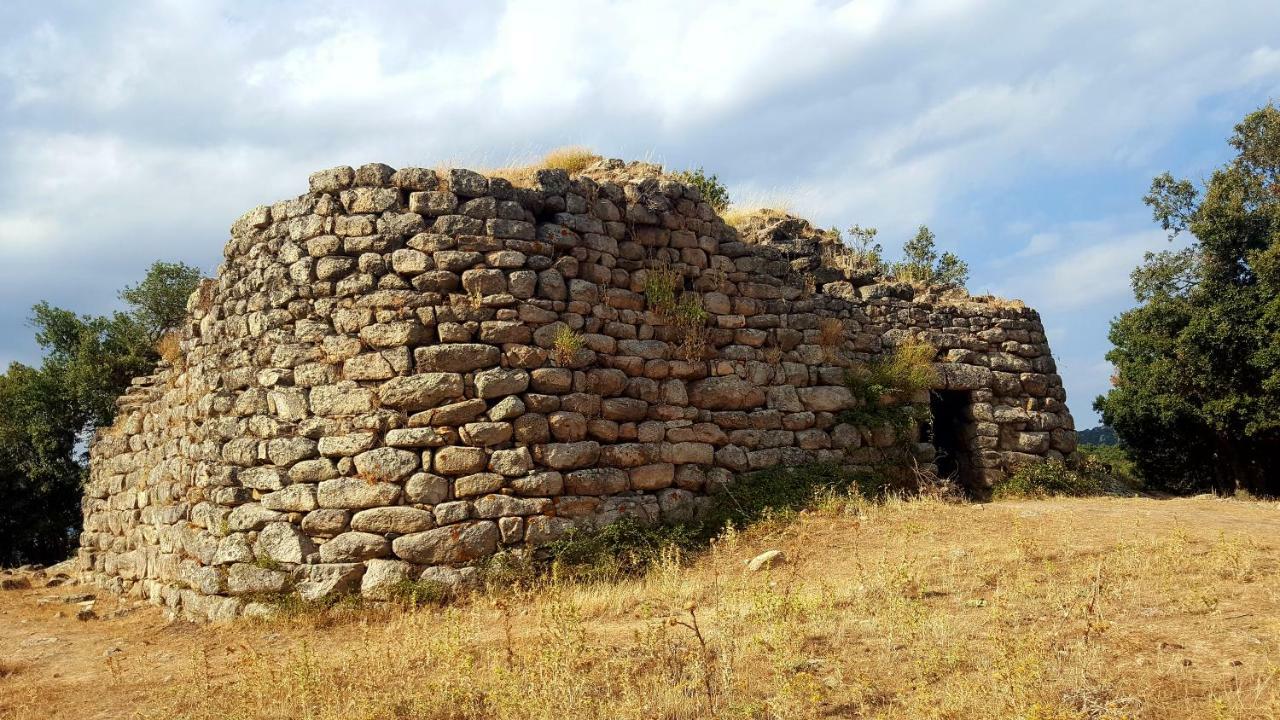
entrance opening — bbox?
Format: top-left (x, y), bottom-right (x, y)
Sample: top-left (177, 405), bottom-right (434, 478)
top-left (927, 390), bottom-right (975, 489)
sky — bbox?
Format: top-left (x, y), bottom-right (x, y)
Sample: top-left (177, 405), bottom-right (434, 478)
top-left (1, 1), bottom-right (1278, 427)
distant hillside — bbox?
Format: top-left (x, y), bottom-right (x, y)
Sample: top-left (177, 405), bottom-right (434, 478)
top-left (1078, 426), bottom-right (1119, 446)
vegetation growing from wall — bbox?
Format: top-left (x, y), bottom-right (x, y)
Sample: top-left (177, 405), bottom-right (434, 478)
top-left (843, 224), bottom-right (885, 273)
top-left (643, 262), bottom-right (711, 361)
top-left (550, 325), bottom-right (584, 366)
top-left (840, 341), bottom-right (938, 432)
top-left (1095, 103), bottom-right (1280, 497)
top-left (0, 261), bottom-right (201, 566)
top-left (829, 223), bottom-right (968, 287)
top-left (891, 225), bottom-right (970, 288)
top-left (540, 146), bottom-right (603, 175)
top-left (672, 167), bottom-right (730, 212)
top-left (485, 147), bottom-right (604, 186)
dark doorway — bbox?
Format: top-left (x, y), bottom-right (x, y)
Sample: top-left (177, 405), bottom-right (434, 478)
top-left (927, 390), bottom-right (975, 488)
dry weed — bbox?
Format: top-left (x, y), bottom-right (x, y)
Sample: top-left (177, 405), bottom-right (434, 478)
top-left (129, 497), bottom-right (1280, 720)
top-left (482, 146), bottom-right (602, 187)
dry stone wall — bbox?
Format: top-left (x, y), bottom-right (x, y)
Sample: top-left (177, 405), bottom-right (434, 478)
top-left (78, 159), bottom-right (1076, 620)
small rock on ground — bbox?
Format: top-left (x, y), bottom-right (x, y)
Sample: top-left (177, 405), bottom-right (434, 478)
top-left (747, 550), bottom-right (786, 572)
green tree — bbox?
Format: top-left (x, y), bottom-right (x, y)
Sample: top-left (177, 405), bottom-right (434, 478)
top-left (1095, 103), bottom-right (1280, 496)
top-left (0, 261), bottom-right (202, 565)
top-left (893, 225), bottom-right (969, 287)
top-left (844, 224), bottom-right (884, 272)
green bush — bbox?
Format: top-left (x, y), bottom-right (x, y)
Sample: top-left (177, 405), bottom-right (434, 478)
top-left (991, 459), bottom-right (1104, 499)
top-left (843, 224), bottom-right (885, 274)
top-left (673, 167), bottom-right (730, 212)
top-left (542, 518), bottom-right (703, 584)
top-left (1078, 444), bottom-right (1140, 490)
top-left (704, 462), bottom-right (881, 529)
top-left (890, 225), bottom-right (969, 288)
top-left (0, 260), bottom-right (202, 566)
top-left (388, 578), bottom-right (452, 607)
top-left (538, 463), bottom-right (883, 583)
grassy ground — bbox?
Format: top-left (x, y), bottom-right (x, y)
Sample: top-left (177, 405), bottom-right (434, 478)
top-left (2, 495), bottom-right (1279, 719)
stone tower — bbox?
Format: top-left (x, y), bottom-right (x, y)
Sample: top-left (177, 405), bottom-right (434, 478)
top-left (78, 159), bottom-right (1075, 620)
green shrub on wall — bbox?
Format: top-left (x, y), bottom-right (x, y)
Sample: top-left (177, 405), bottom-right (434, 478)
top-left (841, 341), bottom-right (938, 432)
top-left (673, 167), bottom-right (730, 213)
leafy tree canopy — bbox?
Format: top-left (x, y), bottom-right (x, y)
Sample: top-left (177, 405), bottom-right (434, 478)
top-left (1096, 103), bottom-right (1280, 495)
top-left (0, 261), bottom-right (202, 565)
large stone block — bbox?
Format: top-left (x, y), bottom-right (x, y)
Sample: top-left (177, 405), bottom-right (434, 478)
top-left (317, 478), bottom-right (401, 509)
top-left (434, 446), bottom-right (488, 476)
top-left (415, 344), bottom-right (501, 373)
top-left (255, 522), bottom-right (316, 564)
top-left (474, 368), bottom-right (530, 398)
top-left (319, 531), bottom-right (392, 563)
top-left (392, 521), bottom-right (499, 564)
top-left (565, 467), bottom-right (629, 495)
top-left (688, 376), bottom-right (766, 410)
top-left (360, 559), bottom-right (415, 600)
top-left (378, 373), bottom-right (464, 410)
top-left (294, 563), bottom-right (365, 602)
top-left (536, 441), bottom-right (601, 470)
top-left (227, 564), bottom-right (290, 595)
top-left (796, 386), bottom-right (856, 413)
top-left (353, 447), bottom-right (420, 482)
top-left (351, 507), bottom-right (436, 535)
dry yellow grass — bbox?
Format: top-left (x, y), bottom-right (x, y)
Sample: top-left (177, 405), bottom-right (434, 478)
top-left (154, 330), bottom-right (182, 365)
top-left (720, 204), bottom-right (793, 230)
top-left (541, 146), bottom-right (602, 174)
top-left (482, 147), bottom-right (602, 187)
top-left (3, 496), bottom-right (1279, 719)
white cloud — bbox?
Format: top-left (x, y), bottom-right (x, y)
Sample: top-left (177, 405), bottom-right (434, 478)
top-left (0, 213), bottom-right (59, 254)
top-left (0, 0), bottom-right (1278, 421)
top-left (990, 221), bottom-right (1174, 313)
top-left (1016, 233), bottom-right (1060, 259)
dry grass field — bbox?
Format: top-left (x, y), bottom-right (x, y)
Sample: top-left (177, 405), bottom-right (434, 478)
top-left (2, 495), bottom-right (1279, 719)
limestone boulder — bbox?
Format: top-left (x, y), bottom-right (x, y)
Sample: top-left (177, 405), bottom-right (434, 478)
top-left (261, 484), bottom-right (318, 512)
top-left (360, 559), bottom-right (415, 600)
top-left (473, 494), bottom-right (550, 518)
top-left (433, 446), bottom-right (488, 476)
top-left (796, 386), bottom-right (856, 413)
top-left (510, 471), bottom-right (564, 496)
top-left (489, 447), bottom-right (534, 476)
top-left (294, 563), bottom-right (365, 602)
top-left (227, 503), bottom-right (284, 532)
top-left (474, 368), bottom-right (530, 398)
top-left (227, 564), bottom-right (289, 596)
top-left (536, 441), bottom-right (601, 470)
top-left (404, 473), bottom-right (450, 504)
